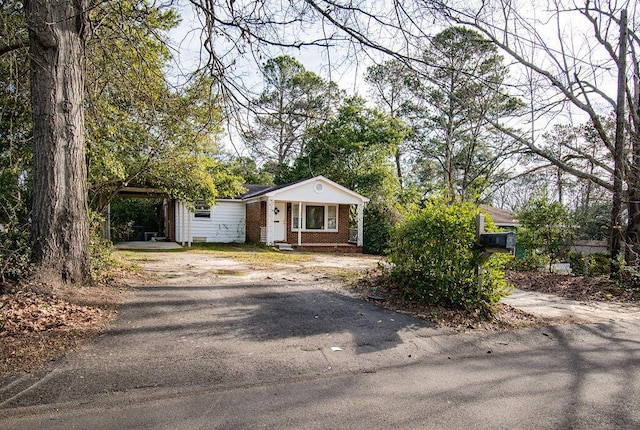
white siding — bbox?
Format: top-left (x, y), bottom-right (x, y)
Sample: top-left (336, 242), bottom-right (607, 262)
top-left (175, 201), bottom-right (246, 243)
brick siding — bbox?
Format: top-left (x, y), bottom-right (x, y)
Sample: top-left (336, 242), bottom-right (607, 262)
top-left (285, 203), bottom-right (350, 244)
top-left (245, 201), bottom-right (265, 243)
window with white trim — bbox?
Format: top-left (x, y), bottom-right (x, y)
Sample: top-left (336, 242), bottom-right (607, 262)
top-left (292, 204), bottom-right (338, 231)
top-left (293, 204), bottom-right (300, 229)
top-left (327, 205), bottom-right (337, 229)
top-left (194, 201), bottom-right (211, 218)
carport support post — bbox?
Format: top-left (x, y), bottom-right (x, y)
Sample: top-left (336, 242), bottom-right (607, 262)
top-left (105, 203), bottom-right (111, 241)
top-left (187, 208), bottom-right (192, 247)
top-left (180, 202), bottom-right (185, 246)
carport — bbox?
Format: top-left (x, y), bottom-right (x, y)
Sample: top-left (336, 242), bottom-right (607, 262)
top-left (108, 187), bottom-right (178, 244)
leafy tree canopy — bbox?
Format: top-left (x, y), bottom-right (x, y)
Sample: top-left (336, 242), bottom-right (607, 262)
top-left (408, 26), bottom-right (524, 201)
top-left (517, 193), bottom-right (574, 270)
top-left (243, 55), bottom-right (341, 184)
top-left (85, 1), bottom-right (244, 212)
top-left (293, 96), bottom-right (407, 200)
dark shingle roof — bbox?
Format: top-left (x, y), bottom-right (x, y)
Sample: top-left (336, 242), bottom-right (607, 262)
top-left (236, 178), bottom-right (309, 200)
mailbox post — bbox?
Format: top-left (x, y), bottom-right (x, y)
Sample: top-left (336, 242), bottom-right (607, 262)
top-left (475, 213), bottom-right (516, 286)
top-left (476, 213), bottom-right (516, 258)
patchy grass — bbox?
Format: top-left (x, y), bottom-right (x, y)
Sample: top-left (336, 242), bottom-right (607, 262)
top-left (189, 243), bottom-right (316, 267)
top-left (300, 266), bottom-right (365, 284)
top-left (208, 268), bottom-right (246, 276)
top-left (115, 252), bottom-right (166, 262)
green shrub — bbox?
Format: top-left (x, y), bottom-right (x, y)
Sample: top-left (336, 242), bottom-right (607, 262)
top-left (614, 265), bottom-right (640, 289)
top-left (506, 254), bottom-right (547, 272)
top-left (517, 195), bottom-right (573, 271)
top-left (568, 252), bottom-right (587, 275)
top-left (569, 252), bottom-right (610, 277)
top-left (89, 211), bottom-right (116, 282)
top-left (388, 198), bottom-right (512, 313)
top-left (0, 171), bottom-right (32, 287)
top-left (0, 223), bottom-right (32, 286)
top-left (589, 253), bottom-right (610, 276)
top-left (363, 201), bottom-right (402, 255)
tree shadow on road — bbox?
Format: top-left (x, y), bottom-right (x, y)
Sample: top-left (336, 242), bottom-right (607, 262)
top-left (118, 281), bottom-right (441, 354)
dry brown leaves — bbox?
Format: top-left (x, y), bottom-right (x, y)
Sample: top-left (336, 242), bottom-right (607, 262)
top-left (351, 269), bottom-right (640, 333)
top-left (505, 271), bottom-right (640, 303)
top-left (0, 280), bottom-right (129, 377)
top-left (0, 291), bottom-right (104, 335)
top-left (349, 270), bottom-right (551, 333)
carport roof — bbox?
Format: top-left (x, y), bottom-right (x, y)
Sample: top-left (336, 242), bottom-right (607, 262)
top-left (117, 187), bottom-right (170, 198)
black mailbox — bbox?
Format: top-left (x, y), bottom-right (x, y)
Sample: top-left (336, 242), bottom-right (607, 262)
top-left (479, 232), bottom-right (516, 250)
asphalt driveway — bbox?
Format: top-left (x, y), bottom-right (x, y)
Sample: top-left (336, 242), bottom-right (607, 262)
top-left (1, 251), bottom-right (640, 429)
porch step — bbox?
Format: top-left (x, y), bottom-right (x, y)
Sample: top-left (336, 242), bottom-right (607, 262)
top-left (275, 243), bottom-right (294, 251)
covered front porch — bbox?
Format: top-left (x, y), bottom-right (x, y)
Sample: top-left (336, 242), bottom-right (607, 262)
top-left (243, 177), bottom-right (369, 252)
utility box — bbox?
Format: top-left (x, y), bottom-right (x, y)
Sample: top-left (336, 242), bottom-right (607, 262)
top-left (479, 232), bottom-right (516, 250)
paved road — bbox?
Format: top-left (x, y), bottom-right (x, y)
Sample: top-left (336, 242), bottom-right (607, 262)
top-left (1, 269), bottom-right (640, 428)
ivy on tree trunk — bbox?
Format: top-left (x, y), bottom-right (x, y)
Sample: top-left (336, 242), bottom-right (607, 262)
top-left (26, 0), bottom-right (90, 284)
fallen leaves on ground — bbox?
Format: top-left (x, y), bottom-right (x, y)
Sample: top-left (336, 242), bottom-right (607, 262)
top-left (349, 269), bottom-right (551, 333)
top-left (349, 267), bottom-right (640, 332)
top-left (0, 280), bottom-right (129, 377)
top-left (505, 271), bottom-right (640, 303)
top-left (0, 290), bottom-right (104, 335)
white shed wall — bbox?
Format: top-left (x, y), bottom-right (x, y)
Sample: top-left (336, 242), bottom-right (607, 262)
top-left (175, 201), bottom-right (246, 243)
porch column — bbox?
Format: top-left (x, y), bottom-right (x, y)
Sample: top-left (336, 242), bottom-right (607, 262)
top-left (266, 199), bottom-right (275, 245)
top-left (297, 201), bottom-right (302, 246)
top-left (357, 203), bottom-right (364, 247)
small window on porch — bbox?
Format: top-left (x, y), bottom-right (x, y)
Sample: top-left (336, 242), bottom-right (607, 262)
top-left (327, 205), bottom-right (337, 229)
top-left (293, 204), bottom-right (300, 229)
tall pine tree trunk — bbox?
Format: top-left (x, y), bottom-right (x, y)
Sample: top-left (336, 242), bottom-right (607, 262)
top-left (611, 10), bottom-right (627, 272)
top-left (26, 0), bottom-right (90, 284)
top-left (626, 88), bottom-right (640, 266)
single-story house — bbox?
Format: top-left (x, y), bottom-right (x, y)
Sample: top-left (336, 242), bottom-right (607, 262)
top-left (173, 176), bottom-right (369, 252)
top-left (479, 204), bottom-right (518, 229)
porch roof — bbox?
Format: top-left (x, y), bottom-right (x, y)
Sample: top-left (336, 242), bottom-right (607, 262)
top-left (240, 176), bottom-right (370, 205)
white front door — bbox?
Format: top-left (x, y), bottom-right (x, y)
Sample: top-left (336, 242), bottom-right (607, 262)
top-left (273, 202), bottom-right (286, 242)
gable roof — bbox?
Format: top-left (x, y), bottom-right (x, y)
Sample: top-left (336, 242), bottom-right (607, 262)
top-left (240, 176), bottom-right (369, 204)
